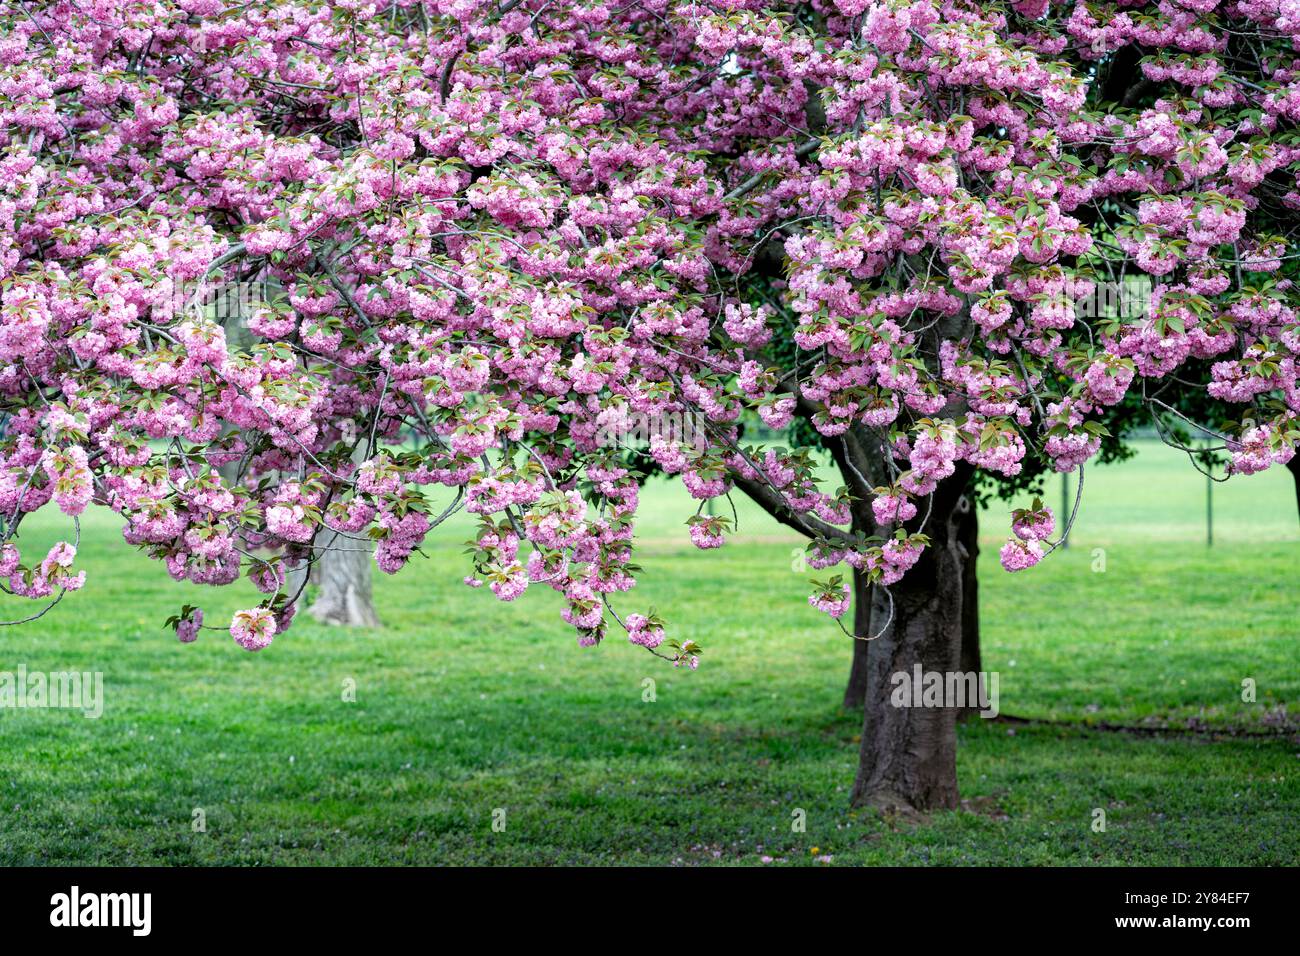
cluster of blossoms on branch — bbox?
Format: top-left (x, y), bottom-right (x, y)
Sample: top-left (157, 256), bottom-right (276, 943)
top-left (2, 0), bottom-right (1299, 657)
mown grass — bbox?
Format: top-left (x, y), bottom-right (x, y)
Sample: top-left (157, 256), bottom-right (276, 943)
top-left (0, 440), bottom-right (1295, 865)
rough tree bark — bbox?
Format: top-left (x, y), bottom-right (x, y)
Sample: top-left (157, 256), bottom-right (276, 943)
top-left (849, 466), bottom-right (972, 812)
top-left (956, 494), bottom-right (981, 719)
top-left (305, 530), bottom-right (382, 628)
top-left (842, 569), bottom-right (873, 710)
top-left (844, 494), bottom-right (979, 712)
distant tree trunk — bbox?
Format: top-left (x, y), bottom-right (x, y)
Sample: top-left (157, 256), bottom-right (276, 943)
top-left (306, 528), bottom-right (381, 628)
top-left (850, 469), bottom-right (969, 812)
top-left (207, 278), bottom-right (380, 625)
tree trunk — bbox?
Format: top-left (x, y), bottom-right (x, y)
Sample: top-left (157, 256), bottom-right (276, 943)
top-left (306, 528), bottom-right (381, 628)
top-left (850, 472), bottom-right (970, 812)
top-left (956, 494), bottom-right (981, 719)
top-left (845, 495), bottom-right (979, 712)
top-left (843, 569), bottom-right (873, 710)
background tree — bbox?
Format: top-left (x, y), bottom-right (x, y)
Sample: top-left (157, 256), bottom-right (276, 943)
top-left (304, 442), bottom-right (384, 628)
top-left (213, 270), bottom-right (382, 627)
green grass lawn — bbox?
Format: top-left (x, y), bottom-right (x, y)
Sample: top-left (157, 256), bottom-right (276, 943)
top-left (0, 440), bottom-right (1296, 865)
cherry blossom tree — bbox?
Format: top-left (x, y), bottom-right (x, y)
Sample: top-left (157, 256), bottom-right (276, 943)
top-left (4, 0), bottom-right (1299, 810)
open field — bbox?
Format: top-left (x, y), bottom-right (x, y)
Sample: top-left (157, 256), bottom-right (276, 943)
top-left (0, 440), bottom-right (1296, 865)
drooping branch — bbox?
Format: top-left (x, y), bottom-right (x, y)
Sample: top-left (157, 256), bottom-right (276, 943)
top-left (730, 473), bottom-right (855, 544)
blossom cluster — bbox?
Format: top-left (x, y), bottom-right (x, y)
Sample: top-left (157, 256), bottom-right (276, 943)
top-left (2, 0), bottom-right (1298, 655)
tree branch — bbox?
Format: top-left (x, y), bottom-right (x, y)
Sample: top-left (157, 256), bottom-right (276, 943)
top-left (731, 473), bottom-right (854, 544)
